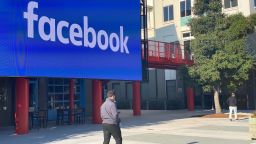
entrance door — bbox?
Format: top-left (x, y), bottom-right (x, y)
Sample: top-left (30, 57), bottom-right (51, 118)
top-left (166, 80), bottom-right (176, 100)
top-left (29, 79), bottom-right (39, 110)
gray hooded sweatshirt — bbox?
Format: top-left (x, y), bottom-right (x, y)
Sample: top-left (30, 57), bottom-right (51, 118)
top-left (100, 98), bottom-right (119, 124)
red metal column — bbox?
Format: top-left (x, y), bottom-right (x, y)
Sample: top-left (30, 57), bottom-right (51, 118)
top-left (15, 78), bottom-right (29, 135)
top-left (186, 87), bottom-right (194, 111)
top-left (92, 80), bottom-right (103, 124)
top-left (133, 81), bottom-right (141, 116)
top-left (69, 79), bottom-right (75, 124)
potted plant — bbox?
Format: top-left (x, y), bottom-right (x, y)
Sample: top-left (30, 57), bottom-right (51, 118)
top-left (249, 113), bottom-right (256, 140)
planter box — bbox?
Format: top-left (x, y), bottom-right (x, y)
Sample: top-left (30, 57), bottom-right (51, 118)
top-left (249, 117), bottom-right (256, 140)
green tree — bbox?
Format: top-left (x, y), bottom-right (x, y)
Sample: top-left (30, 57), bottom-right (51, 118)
top-left (189, 0), bottom-right (254, 113)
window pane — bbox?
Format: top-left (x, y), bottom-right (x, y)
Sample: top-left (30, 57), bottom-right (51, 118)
top-left (47, 78), bottom-right (81, 110)
top-left (64, 79), bottom-right (69, 85)
top-left (64, 94), bottom-right (69, 101)
top-left (48, 86), bottom-right (54, 93)
top-left (75, 102), bottom-right (80, 108)
top-left (231, 0), bottom-right (238, 7)
top-left (141, 15), bottom-right (144, 28)
top-left (224, 0), bottom-right (231, 8)
top-left (186, 0), bottom-right (191, 16)
top-left (255, 0), bottom-right (256, 7)
top-left (55, 79), bottom-right (63, 85)
top-left (55, 102), bottom-right (63, 109)
top-left (183, 32), bottom-right (190, 38)
top-left (55, 86), bottom-right (63, 92)
top-left (169, 5), bottom-right (174, 20)
top-left (48, 94), bottom-right (55, 101)
top-left (180, 1), bottom-right (186, 17)
top-left (55, 94), bottom-right (63, 101)
top-left (164, 6), bottom-right (169, 21)
top-left (64, 102), bottom-right (69, 109)
top-left (184, 40), bottom-right (191, 51)
top-left (75, 94), bottom-right (80, 101)
top-left (64, 86), bottom-right (69, 93)
top-left (48, 79), bottom-right (54, 85)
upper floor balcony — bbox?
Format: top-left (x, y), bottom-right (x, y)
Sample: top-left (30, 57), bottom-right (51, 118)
top-left (142, 40), bottom-right (193, 69)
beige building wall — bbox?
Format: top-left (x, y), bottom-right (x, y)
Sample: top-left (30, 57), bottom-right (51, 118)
top-left (145, 0), bottom-right (256, 53)
top-left (141, 0), bottom-right (155, 40)
top-left (222, 0), bottom-right (256, 16)
top-left (153, 0), bottom-right (181, 41)
top-left (150, 0), bottom-right (195, 46)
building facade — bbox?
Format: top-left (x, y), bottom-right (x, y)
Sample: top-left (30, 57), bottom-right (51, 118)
top-left (1, 0), bottom-right (256, 130)
top-left (112, 0), bottom-right (256, 111)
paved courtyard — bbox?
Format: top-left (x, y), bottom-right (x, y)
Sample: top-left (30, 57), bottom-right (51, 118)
top-left (0, 110), bottom-right (255, 144)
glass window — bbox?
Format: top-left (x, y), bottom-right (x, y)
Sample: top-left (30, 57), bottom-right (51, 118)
top-left (224, 0), bottom-right (238, 8)
top-left (180, 1), bottom-right (186, 17)
top-left (75, 94), bottom-right (80, 101)
top-left (64, 94), bottom-right (69, 101)
top-left (255, 0), bottom-right (256, 7)
top-left (186, 0), bottom-right (191, 16)
top-left (224, 0), bottom-right (230, 8)
top-left (164, 6), bottom-right (169, 22)
top-left (183, 32), bottom-right (190, 38)
top-left (231, 0), bottom-right (238, 7)
top-left (141, 15), bottom-right (144, 29)
top-left (180, 0), bottom-right (191, 17)
top-left (163, 5), bottom-right (174, 22)
top-left (184, 40), bottom-right (191, 51)
top-left (48, 78), bottom-right (81, 110)
top-left (169, 5), bottom-right (174, 20)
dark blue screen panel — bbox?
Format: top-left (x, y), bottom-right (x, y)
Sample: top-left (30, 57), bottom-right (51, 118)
top-left (0, 0), bottom-right (142, 80)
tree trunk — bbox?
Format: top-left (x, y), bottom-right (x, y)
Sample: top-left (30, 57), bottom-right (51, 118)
top-left (214, 90), bottom-right (222, 114)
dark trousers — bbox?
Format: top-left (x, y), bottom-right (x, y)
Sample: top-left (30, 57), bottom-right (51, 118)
top-left (102, 123), bottom-right (122, 144)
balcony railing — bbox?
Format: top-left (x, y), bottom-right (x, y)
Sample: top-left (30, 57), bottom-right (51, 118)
top-left (142, 40), bottom-right (193, 69)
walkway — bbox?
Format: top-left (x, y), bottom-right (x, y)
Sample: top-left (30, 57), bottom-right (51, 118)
top-left (0, 110), bottom-right (254, 144)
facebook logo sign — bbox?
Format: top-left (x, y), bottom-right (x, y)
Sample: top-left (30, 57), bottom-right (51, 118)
top-left (0, 0), bottom-right (142, 80)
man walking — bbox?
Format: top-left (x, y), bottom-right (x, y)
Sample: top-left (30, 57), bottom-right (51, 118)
top-left (100, 90), bottom-right (122, 144)
top-left (227, 92), bottom-right (238, 121)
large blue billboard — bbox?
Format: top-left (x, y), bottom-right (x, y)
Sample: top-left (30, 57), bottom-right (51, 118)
top-left (0, 0), bottom-right (142, 80)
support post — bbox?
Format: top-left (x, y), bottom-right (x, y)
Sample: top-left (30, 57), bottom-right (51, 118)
top-left (186, 87), bottom-right (194, 111)
top-left (92, 80), bottom-right (103, 124)
top-left (15, 78), bottom-right (29, 135)
top-left (133, 81), bottom-right (141, 116)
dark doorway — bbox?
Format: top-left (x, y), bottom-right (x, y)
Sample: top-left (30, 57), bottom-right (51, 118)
top-left (126, 82), bottom-right (133, 109)
top-left (166, 80), bottom-right (176, 100)
top-left (0, 78), bottom-right (14, 127)
top-left (29, 79), bottom-right (39, 110)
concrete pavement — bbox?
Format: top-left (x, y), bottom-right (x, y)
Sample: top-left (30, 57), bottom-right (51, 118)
top-left (0, 110), bottom-right (254, 144)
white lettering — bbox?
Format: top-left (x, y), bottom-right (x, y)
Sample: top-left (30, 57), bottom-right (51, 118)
top-left (84, 16), bottom-right (96, 48)
top-left (23, 1), bottom-right (38, 38)
top-left (97, 30), bottom-right (108, 50)
top-left (70, 24), bottom-right (83, 46)
top-left (120, 26), bottom-right (129, 54)
top-left (109, 33), bottom-right (120, 52)
top-left (57, 21), bottom-right (69, 44)
top-left (23, 1), bottom-right (130, 54)
top-left (38, 16), bottom-right (56, 41)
